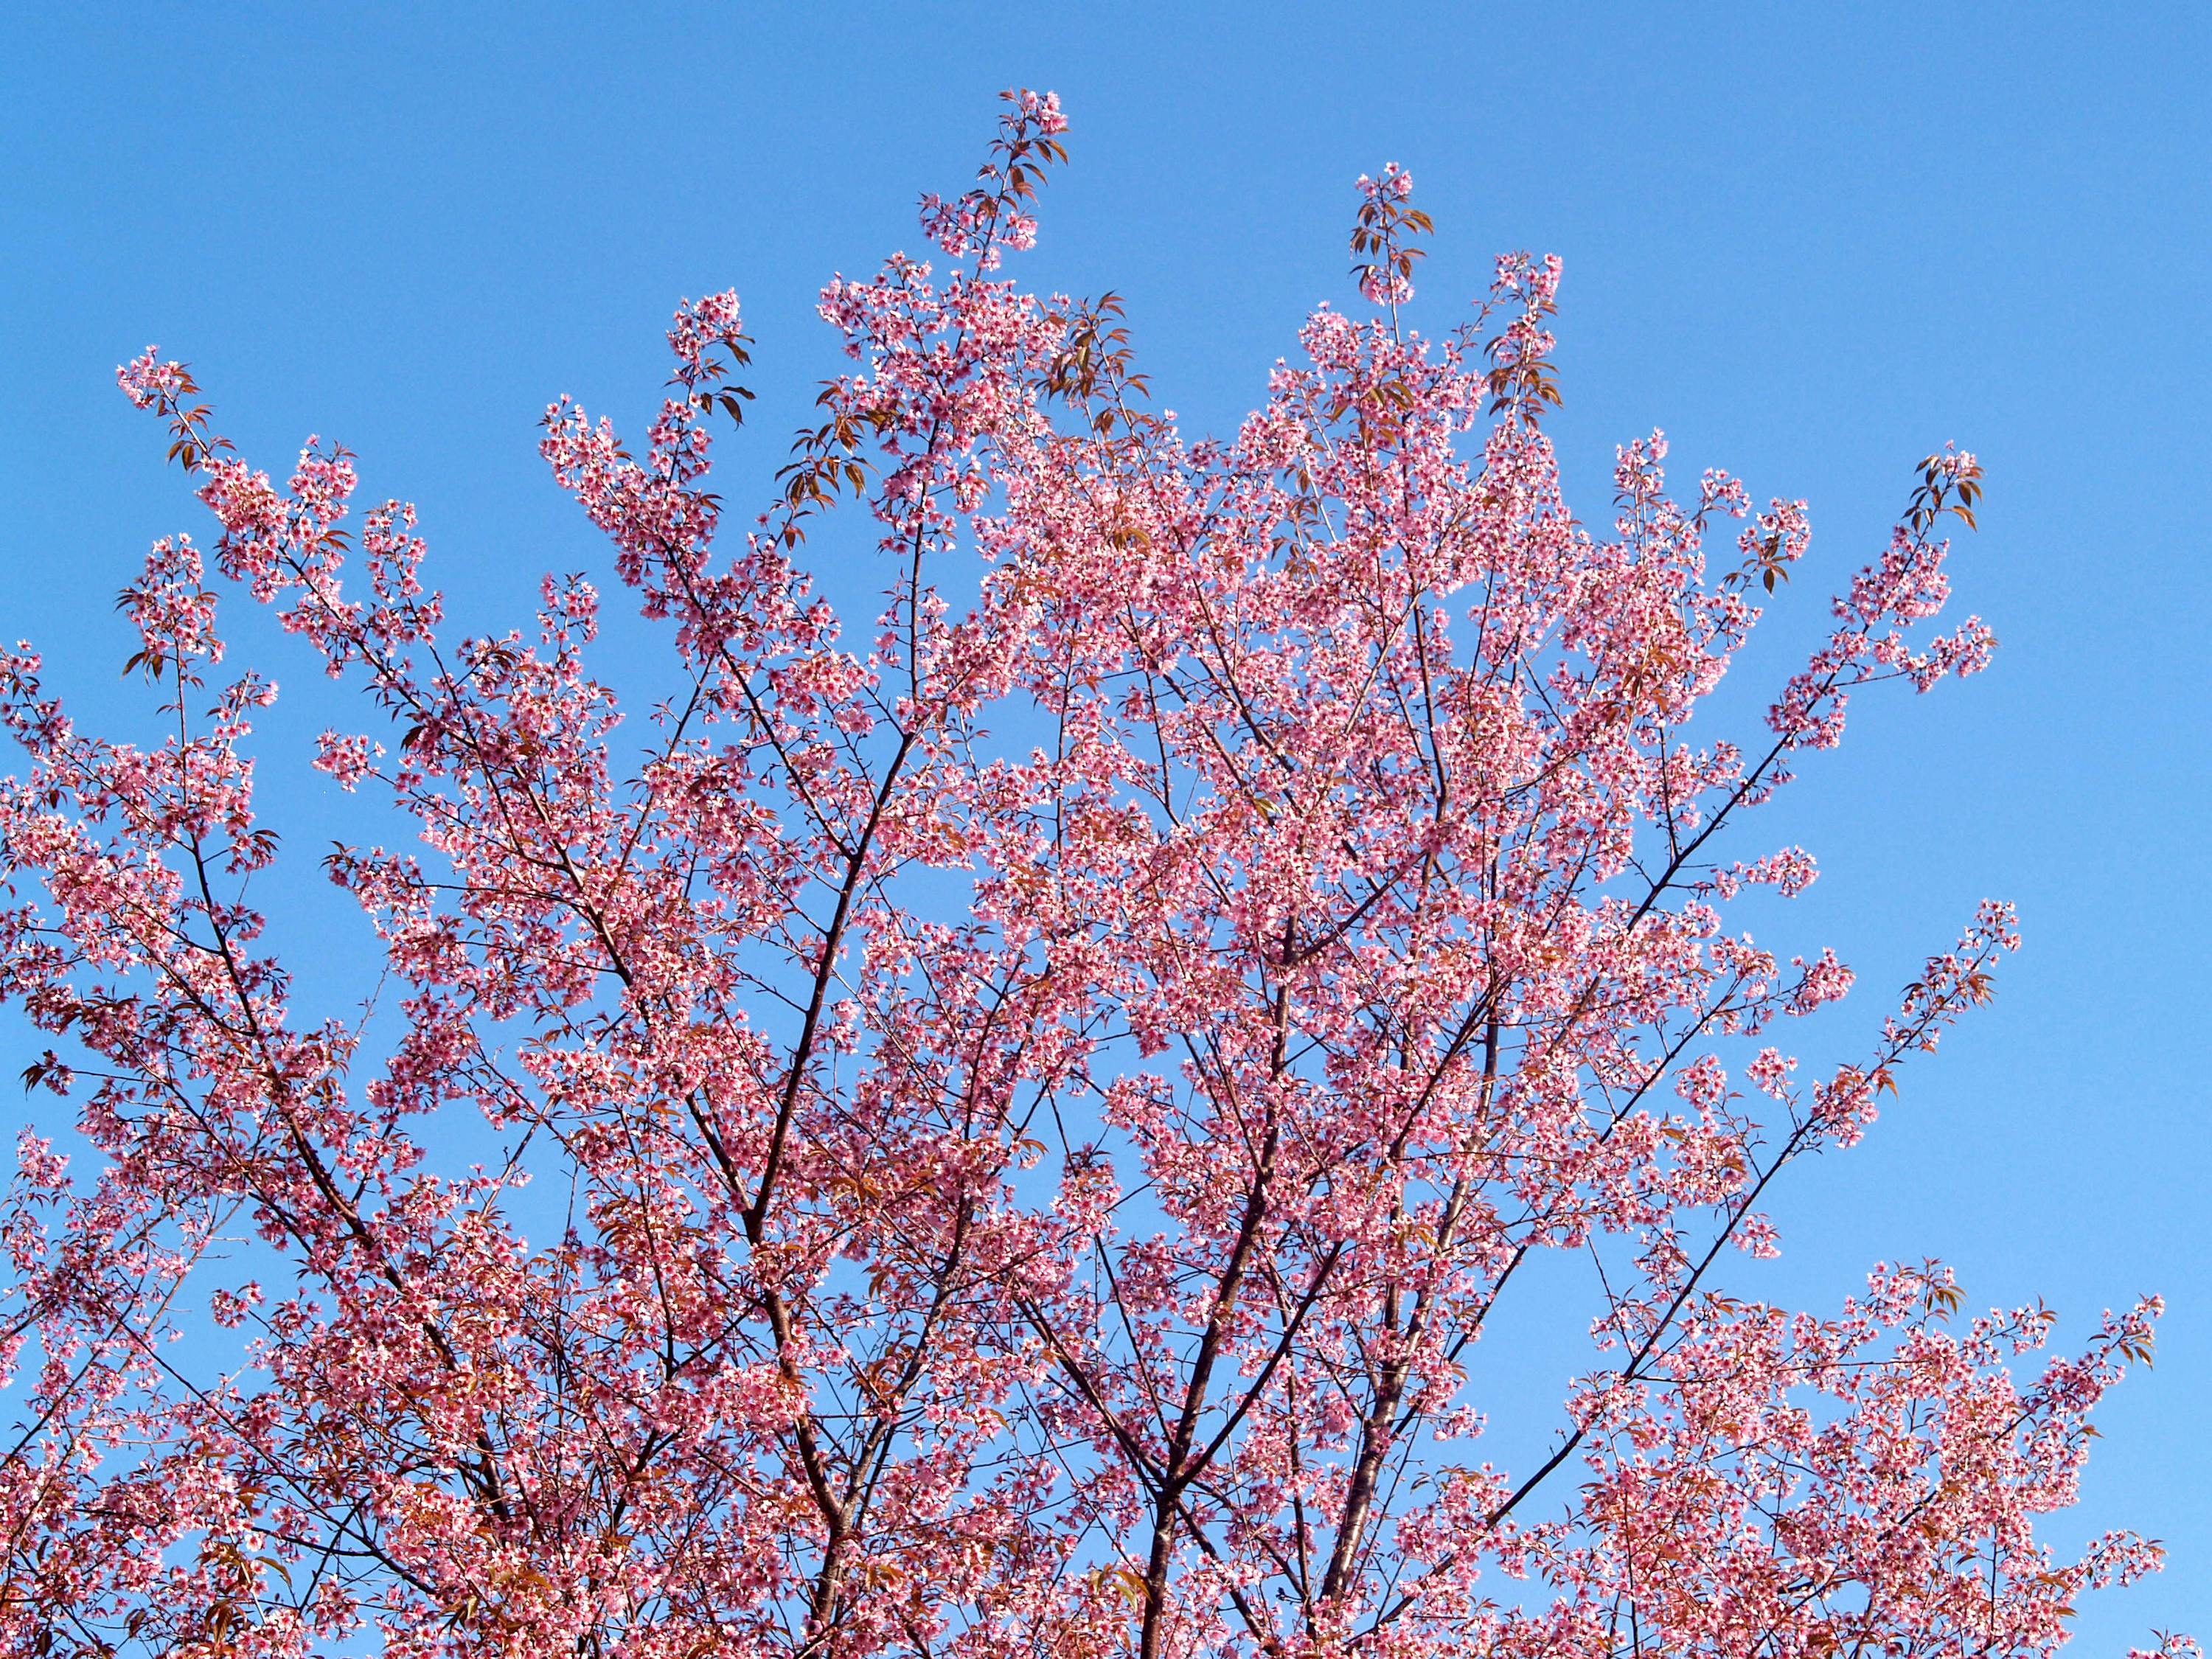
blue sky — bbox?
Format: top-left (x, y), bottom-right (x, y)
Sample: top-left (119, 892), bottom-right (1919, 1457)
top-left (2, 4), bottom-right (2206, 1646)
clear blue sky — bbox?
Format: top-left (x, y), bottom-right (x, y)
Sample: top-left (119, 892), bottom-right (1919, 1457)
top-left (3, 6), bottom-right (2205, 1646)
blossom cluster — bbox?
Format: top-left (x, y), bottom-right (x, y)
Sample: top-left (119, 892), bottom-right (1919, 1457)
top-left (0, 90), bottom-right (2175, 1659)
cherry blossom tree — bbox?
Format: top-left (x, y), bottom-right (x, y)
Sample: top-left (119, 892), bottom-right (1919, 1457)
top-left (0, 92), bottom-right (2186, 1659)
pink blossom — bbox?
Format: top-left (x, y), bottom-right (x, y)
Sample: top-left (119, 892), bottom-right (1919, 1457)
top-left (0, 90), bottom-right (2170, 1659)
